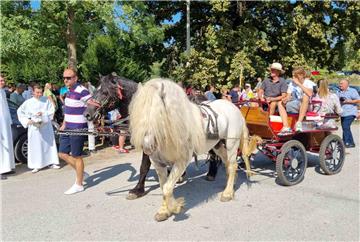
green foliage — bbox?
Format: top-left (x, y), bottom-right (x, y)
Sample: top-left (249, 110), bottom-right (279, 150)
top-left (0, 0), bottom-right (359, 89)
top-left (0, 1), bottom-right (67, 83)
top-left (0, 0), bottom-right (165, 85)
top-left (81, 35), bottom-right (149, 82)
top-left (156, 1), bottom-right (359, 88)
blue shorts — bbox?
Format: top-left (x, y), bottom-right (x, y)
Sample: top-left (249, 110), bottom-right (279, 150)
top-left (59, 135), bottom-right (86, 157)
top-left (286, 100), bottom-right (301, 114)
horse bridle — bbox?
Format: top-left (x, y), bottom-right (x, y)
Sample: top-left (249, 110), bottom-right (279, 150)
top-left (88, 84), bottom-right (124, 118)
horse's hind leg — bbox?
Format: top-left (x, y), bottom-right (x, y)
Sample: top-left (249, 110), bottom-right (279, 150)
top-left (206, 150), bottom-right (219, 181)
top-left (127, 153), bottom-right (151, 200)
top-left (214, 141), bottom-right (238, 202)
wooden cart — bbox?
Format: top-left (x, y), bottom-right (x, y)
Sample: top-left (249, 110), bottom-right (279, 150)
top-left (239, 101), bottom-right (345, 186)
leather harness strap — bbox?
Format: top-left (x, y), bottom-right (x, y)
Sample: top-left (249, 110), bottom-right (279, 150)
top-left (199, 103), bottom-right (219, 139)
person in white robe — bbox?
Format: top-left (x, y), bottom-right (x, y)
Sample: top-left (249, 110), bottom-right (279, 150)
top-left (0, 75), bottom-right (15, 178)
top-left (17, 85), bottom-right (60, 173)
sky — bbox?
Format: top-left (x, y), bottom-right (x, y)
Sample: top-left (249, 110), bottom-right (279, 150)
top-left (30, 0), bottom-right (40, 10)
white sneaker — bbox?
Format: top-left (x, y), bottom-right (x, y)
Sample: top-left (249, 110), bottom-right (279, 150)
top-left (50, 164), bottom-right (60, 169)
top-left (278, 127), bottom-right (292, 136)
top-left (295, 121), bottom-right (303, 132)
top-left (76, 172), bottom-right (90, 185)
top-left (64, 184), bottom-right (84, 195)
top-left (31, 168), bottom-right (39, 173)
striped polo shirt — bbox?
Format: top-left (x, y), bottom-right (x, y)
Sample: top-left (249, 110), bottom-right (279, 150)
top-left (64, 83), bottom-right (91, 129)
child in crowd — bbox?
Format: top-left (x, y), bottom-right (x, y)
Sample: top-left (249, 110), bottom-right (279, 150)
top-left (282, 67), bottom-right (316, 132)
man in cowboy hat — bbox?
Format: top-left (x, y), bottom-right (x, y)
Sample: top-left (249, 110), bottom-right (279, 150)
top-left (257, 62), bottom-right (292, 135)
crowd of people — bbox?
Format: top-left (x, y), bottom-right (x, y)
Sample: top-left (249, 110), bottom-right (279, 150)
top-left (182, 62), bottom-right (360, 144)
top-left (1, 63), bottom-right (359, 192)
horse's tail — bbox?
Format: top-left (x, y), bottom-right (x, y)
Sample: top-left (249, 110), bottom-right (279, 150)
top-left (239, 115), bottom-right (262, 178)
top-left (129, 78), bottom-right (205, 162)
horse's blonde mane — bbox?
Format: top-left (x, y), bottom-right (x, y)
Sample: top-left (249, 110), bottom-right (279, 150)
top-left (129, 78), bottom-right (205, 162)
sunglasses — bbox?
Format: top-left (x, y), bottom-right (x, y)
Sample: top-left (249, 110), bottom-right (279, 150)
top-left (63, 76), bottom-right (74, 80)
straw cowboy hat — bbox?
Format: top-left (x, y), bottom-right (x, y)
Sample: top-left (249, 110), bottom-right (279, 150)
top-left (269, 62), bottom-right (285, 74)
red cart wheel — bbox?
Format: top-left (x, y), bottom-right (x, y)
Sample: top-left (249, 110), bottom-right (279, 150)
top-left (276, 140), bottom-right (308, 186)
top-left (319, 134), bottom-right (345, 175)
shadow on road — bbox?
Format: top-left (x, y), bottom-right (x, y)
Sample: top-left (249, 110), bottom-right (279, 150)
top-left (95, 150), bottom-right (325, 222)
top-left (171, 160), bottom-right (262, 221)
top-left (85, 162), bottom-right (138, 189)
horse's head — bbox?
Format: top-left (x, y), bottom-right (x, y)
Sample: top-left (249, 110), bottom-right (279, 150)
top-left (84, 74), bottom-right (124, 121)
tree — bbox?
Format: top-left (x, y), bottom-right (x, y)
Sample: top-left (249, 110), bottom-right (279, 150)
top-left (81, 1), bottom-right (165, 82)
top-left (148, 1), bottom-right (359, 88)
top-left (38, 0), bottom-right (115, 70)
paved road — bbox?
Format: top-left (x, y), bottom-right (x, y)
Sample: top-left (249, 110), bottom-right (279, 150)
top-left (1, 125), bottom-right (359, 241)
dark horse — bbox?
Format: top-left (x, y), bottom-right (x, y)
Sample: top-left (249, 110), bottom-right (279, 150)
top-left (83, 74), bottom-right (219, 199)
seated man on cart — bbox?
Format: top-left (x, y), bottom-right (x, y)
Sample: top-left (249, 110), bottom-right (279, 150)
top-left (282, 67), bottom-right (316, 132)
top-left (257, 62), bottom-right (290, 135)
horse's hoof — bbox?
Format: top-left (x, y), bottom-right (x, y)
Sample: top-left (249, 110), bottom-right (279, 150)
top-left (172, 197), bottom-right (185, 214)
top-left (247, 171), bottom-right (257, 177)
top-left (177, 176), bottom-right (185, 184)
top-left (154, 212), bottom-right (170, 222)
top-left (126, 193), bottom-right (140, 200)
top-left (220, 193), bottom-right (233, 202)
top-left (205, 175), bottom-right (215, 181)
top-left (126, 190), bottom-right (145, 200)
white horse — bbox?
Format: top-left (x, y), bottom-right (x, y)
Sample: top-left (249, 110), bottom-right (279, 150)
top-left (129, 78), bottom-right (259, 221)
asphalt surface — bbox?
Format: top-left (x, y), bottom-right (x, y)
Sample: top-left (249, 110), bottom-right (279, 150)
top-left (1, 124), bottom-right (359, 241)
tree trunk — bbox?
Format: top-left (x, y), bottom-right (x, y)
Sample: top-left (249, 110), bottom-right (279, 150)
top-left (66, 7), bottom-right (77, 70)
top-left (236, 1), bottom-right (246, 17)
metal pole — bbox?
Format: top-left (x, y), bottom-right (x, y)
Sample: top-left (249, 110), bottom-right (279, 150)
top-left (239, 65), bottom-right (243, 88)
top-left (186, 0), bottom-right (190, 55)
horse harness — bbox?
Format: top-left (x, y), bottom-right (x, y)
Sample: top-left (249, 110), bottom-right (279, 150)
top-left (199, 103), bottom-right (219, 140)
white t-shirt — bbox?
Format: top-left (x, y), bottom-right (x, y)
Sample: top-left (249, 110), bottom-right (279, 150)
top-left (287, 78), bottom-right (315, 100)
top-left (108, 109), bottom-right (120, 121)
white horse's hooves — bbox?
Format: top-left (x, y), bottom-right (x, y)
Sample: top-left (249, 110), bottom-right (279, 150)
top-left (172, 197), bottom-right (185, 214)
top-left (177, 176), bottom-right (185, 184)
top-left (220, 193), bottom-right (233, 202)
top-left (154, 212), bottom-right (170, 222)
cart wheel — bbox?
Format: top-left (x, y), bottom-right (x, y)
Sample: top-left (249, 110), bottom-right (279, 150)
top-left (319, 134), bottom-right (345, 175)
top-left (276, 140), bottom-right (308, 186)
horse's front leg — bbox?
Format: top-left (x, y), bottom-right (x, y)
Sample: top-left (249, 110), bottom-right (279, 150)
top-left (127, 152), bottom-right (151, 200)
top-left (155, 161), bottom-right (187, 222)
top-left (151, 161), bottom-right (171, 222)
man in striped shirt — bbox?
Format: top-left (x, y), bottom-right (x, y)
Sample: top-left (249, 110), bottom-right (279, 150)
top-left (59, 68), bottom-right (92, 195)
